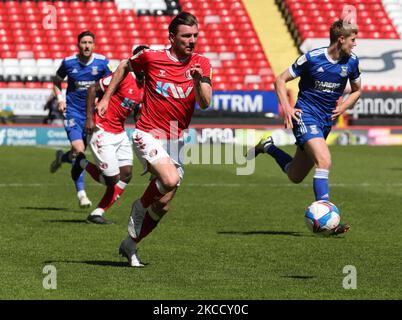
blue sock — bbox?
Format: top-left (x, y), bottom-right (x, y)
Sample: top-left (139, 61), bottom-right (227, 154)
top-left (61, 151), bottom-right (72, 164)
top-left (313, 168), bottom-right (329, 200)
top-left (266, 145), bottom-right (293, 173)
top-left (72, 160), bottom-right (85, 192)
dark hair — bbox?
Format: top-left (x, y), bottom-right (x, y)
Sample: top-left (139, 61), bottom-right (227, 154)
top-left (168, 12), bottom-right (198, 36)
top-left (329, 20), bottom-right (358, 44)
top-left (132, 45), bottom-right (149, 56)
top-left (78, 31), bottom-right (95, 43)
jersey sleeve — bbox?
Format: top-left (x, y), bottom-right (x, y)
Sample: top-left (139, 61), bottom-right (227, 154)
top-left (200, 56), bottom-right (212, 82)
top-left (56, 59), bottom-right (67, 79)
top-left (99, 74), bottom-right (113, 92)
top-left (289, 53), bottom-right (309, 78)
top-left (349, 56), bottom-right (361, 83)
top-left (103, 59), bottom-right (112, 77)
top-left (129, 49), bottom-right (149, 73)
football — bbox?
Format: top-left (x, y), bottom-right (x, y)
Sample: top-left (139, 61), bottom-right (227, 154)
top-left (305, 200), bottom-right (340, 234)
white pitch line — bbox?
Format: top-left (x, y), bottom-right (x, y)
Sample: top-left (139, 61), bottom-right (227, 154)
top-left (1, 182), bottom-right (402, 188)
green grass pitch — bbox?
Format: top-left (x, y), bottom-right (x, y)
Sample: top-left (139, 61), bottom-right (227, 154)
top-left (0, 145), bottom-right (402, 299)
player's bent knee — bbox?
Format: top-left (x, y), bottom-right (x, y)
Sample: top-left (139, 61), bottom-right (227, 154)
top-left (316, 160), bottom-right (332, 170)
top-left (160, 175), bottom-right (180, 191)
top-left (288, 175), bottom-right (305, 184)
top-left (121, 171), bottom-right (132, 183)
top-left (104, 175), bottom-right (120, 186)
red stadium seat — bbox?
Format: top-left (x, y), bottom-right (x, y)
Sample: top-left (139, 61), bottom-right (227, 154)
top-left (42, 82), bottom-right (54, 89)
top-left (34, 51), bottom-right (50, 59)
top-left (16, 44), bottom-right (32, 51)
top-left (25, 82), bottom-right (43, 89)
top-left (7, 82), bottom-right (25, 88)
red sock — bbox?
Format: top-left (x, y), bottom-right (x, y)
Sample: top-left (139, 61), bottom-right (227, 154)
top-left (136, 211), bottom-right (159, 243)
top-left (140, 178), bottom-right (165, 208)
top-left (97, 183), bottom-right (125, 211)
top-left (86, 162), bottom-right (102, 183)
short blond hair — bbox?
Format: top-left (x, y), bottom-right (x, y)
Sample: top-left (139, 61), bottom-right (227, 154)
top-left (329, 19), bottom-right (358, 44)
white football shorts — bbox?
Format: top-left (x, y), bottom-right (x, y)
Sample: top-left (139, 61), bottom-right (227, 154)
top-left (88, 127), bottom-right (133, 177)
top-left (132, 128), bottom-right (184, 182)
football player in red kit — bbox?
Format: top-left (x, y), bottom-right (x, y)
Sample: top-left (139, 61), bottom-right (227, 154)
top-left (97, 12), bottom-right (212, 266)
top-left (72, 46), bottom-right (149, 225)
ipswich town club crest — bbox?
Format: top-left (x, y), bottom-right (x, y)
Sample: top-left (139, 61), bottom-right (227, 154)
top-left (91, 66), bottom-right (98, 76)
top-left (340, 66), bottom-right (348, 77)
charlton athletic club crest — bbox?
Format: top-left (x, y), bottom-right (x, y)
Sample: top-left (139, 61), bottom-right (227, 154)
top-left (340, 66), bottom-right (348, 77)
top-left (184, 69), bottom-right (192, 80)
top-left (91, 66), bottom-right (98, 76)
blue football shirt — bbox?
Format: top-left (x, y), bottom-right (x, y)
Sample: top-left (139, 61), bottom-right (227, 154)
top-left (56, 53), bottom-right (112, 120)
top-left (289, 47), bottom-right (360, 121)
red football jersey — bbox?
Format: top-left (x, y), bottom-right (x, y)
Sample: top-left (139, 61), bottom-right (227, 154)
top-left (129, 49), bottom-right (212, 139)
top-left (95, 72), bottom-right (144, 133)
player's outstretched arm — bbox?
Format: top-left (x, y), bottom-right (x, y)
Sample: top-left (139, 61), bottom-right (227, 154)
top-left (52, 75), bottom-right (66, 114)
top-left (85, 82), bottom-right (102, 135)
top-left (97, 59), bottom-right (129, 117)
top-left (331, 80), bottom-right (361, 120)
top-left (191, 63), bottom-right (212, 109)
top-left (274, 69), bottom-right (301, 129)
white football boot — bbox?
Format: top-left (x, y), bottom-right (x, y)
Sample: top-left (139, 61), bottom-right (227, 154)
top-left (128, 199), bottom-right (147, 239)
top-left (119, 236), bottom-right (144, 267)
top-left (78, 191), bottom-right (92, 209)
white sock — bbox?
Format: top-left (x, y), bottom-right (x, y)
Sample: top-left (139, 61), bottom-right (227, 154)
top-left (91, 208), bottom-right (105, 216)
top-left (77, 190), bottom-right (87, 199)
top-left (117, 180), bottom-right (128, 190)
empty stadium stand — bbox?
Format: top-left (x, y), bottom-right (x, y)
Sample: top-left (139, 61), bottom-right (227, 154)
top-left (276, 0), bottom-right (402, 92)
top-left (278, 0), bottom-right (400, 44)
top-left (0, 0), bottom-right (274, 91)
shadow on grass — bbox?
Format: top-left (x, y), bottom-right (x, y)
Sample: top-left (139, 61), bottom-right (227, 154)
top-left (218, 230), bottom-right (306, 237)
top-left (22, 206), bottom-right (84, 215)
top-left (21, 206), bottom-right (71, 212)
top-left (44, 260), bottom-right (148, 268)
top-left (281, 275), bottom-right (316, 280)
top-left (43, 219), bottom-right (87, 224)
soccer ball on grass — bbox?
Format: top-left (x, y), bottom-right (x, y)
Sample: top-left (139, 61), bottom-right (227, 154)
top-left (305, 200), bottom-right (340, 234)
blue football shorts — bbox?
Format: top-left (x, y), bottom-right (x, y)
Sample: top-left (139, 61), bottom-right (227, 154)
top-left (292, 111), bottom-right (332, 147)
top-left (64, 115), bottom-right (86, 143)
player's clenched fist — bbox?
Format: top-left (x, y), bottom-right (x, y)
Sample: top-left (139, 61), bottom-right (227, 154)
top-left (190, 63), bottom-right (202, 82)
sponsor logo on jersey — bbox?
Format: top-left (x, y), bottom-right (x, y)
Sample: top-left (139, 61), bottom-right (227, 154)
top-left (74, 80), bottom-right (96, 90)
top-left (317, 67), bottom-right (324, 72)
top-left (314, 80), bottom-right (341, 93)
top-left (72, 68), bottom-right (78, 73)
top-left (340, 66), bottom-right (348, 77)
top-left (156, 81), bottom-right (193, 99)
top-left (121, 98), bottom-right (136, 110)
top-left (158, 70), bottom-right (166, 77)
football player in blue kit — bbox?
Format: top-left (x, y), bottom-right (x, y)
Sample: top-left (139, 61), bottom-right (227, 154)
top-left (247, 20), bottom-right (361, 235)
top-left (50, 31), bottom-right (112, 208)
